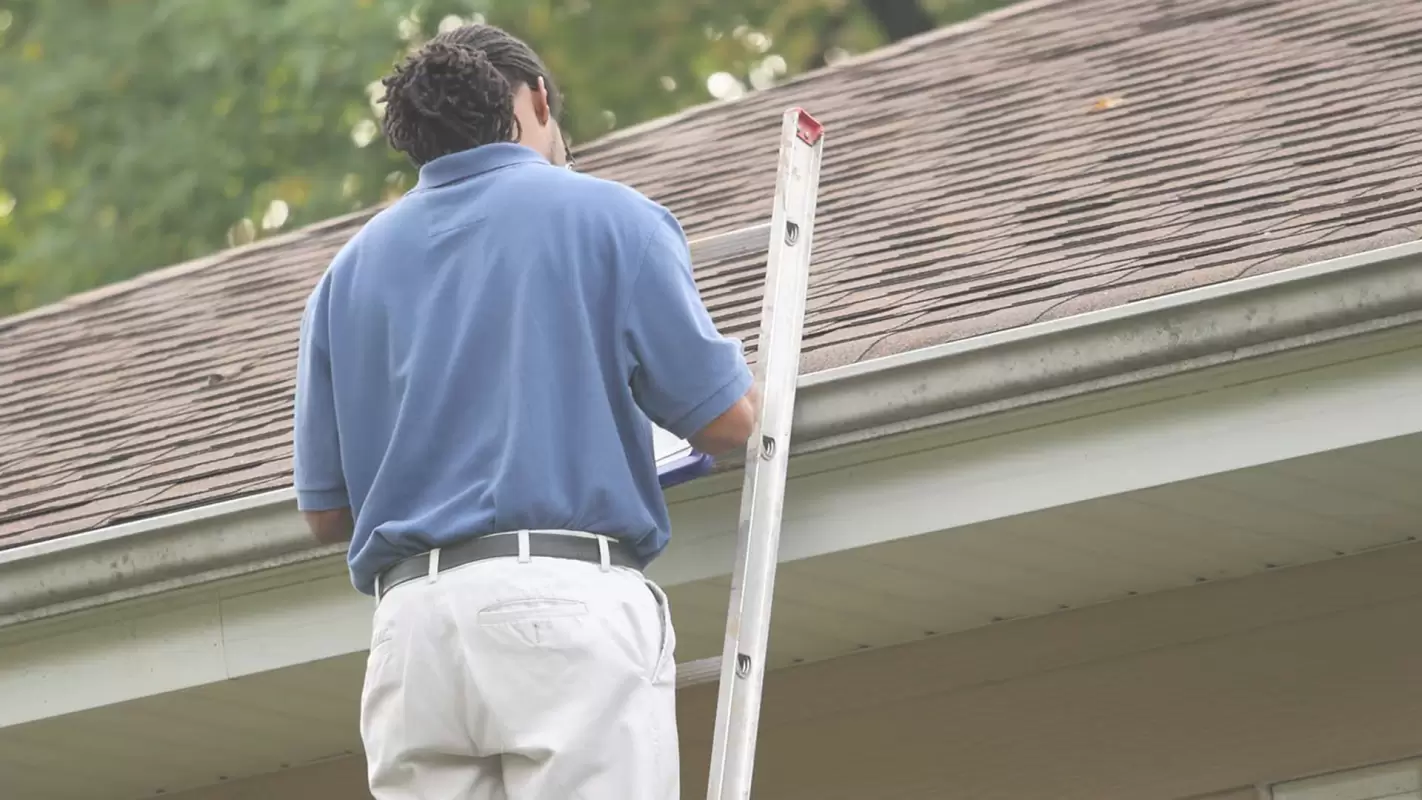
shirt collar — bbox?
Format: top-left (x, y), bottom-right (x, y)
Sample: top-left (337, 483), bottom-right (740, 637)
top-left (414, 143), bottom-right (547, 191)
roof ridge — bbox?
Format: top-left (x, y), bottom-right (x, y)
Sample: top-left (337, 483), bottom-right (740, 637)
top-left (575, 0), bottom-right (1069, 154)
top-left (0, 0), bottom-right (1061, 332)
top-left (0, 206), bottom-right (380, 334)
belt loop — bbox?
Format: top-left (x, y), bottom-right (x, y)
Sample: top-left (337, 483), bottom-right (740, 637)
top-left (517, 529), bottom-right (532, 563)
top-left (597, 535), bottom-right (611, 572)
top-left (427, 547), bottom-right (441, 584)
top-left (373, 571), bottom-right (382, 607)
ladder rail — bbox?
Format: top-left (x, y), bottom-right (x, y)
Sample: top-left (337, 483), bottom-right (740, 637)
top-left (705, 107), bottom-right (825, 800)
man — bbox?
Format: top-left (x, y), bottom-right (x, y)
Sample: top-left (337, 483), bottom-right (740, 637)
top-left (292, 23), bottom-right (756, 800)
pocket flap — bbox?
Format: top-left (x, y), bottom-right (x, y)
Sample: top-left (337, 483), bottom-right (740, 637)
top-left (476, 597), bottom-right (588, 626)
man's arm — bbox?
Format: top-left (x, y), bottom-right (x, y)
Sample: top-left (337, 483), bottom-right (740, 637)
top-left (689, 383), bottom-right (758, 457)
top-left (623, 209), bottom-right (757, 457)
top-left (293, 277), bottom-right (354, 545)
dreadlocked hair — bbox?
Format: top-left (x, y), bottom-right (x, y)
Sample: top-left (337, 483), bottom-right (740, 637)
top-left (379, 24), bottom-right (563, 166)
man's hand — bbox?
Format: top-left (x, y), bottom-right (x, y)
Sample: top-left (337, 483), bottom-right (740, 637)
top-left (303, 507), bottom-right (355, 546)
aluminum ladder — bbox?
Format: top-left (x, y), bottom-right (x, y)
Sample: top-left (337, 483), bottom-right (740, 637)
top-left (661, 107), bottom-right (826, 800)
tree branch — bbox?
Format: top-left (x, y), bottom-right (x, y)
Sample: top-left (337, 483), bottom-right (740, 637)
top-left (859, 0), bottom-right (936, 42)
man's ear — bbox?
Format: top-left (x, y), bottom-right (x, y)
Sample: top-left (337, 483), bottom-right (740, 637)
top-left (532, 76), bottom-right (552, 125)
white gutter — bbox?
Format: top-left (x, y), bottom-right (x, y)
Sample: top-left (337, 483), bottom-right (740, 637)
top-left (2, 240), bottom-right (1421, 625)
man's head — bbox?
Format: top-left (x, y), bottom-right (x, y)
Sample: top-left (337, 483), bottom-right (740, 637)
top-left (380, 24), bottom-right (571, 167)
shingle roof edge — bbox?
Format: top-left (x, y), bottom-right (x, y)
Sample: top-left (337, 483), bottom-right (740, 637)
top-left (3, 236), bottom-right (1419, 625)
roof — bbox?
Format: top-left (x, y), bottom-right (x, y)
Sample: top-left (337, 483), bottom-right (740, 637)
top-left (3, 0), bottom-right (1421, 550)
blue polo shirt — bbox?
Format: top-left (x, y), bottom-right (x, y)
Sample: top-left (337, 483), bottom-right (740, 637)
top-left (293, 143), bottom-right (752, 595)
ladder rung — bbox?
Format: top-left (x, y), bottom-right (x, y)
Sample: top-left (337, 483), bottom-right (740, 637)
top-left (676, 656), bottom-right (723, 688)
top-left (687, 223), bottom-right (773, 266)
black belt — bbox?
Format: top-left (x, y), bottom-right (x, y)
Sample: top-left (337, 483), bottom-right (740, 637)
top-left (375, 531), bottom-right (641, 601)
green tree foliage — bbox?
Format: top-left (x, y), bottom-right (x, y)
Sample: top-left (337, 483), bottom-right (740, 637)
top-left (0, 0), bottom-right (1008, 316)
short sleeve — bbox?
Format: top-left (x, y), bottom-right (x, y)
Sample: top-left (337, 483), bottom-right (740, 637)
top-left (292, 277), bottom-right (348, 511)
top-left (623, 211), bottom-right (754, 440)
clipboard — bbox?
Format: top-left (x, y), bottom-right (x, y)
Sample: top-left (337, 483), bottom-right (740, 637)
top-left (652, 423), bottom-right (715, 489)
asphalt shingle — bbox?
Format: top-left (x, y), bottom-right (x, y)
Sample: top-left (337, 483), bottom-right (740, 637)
top-left (2, 0), bottom-right (1421, 548)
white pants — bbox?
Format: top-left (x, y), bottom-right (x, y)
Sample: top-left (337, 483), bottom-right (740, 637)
top-left (360, 549), bottom-right (680, 800)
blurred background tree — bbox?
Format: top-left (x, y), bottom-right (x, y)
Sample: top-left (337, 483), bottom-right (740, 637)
top-left (0, 0), bottom-right (1009, 316)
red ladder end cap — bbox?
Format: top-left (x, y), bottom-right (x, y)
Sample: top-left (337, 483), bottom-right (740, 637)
top-left (790, 108), bottom-right (824, 145)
